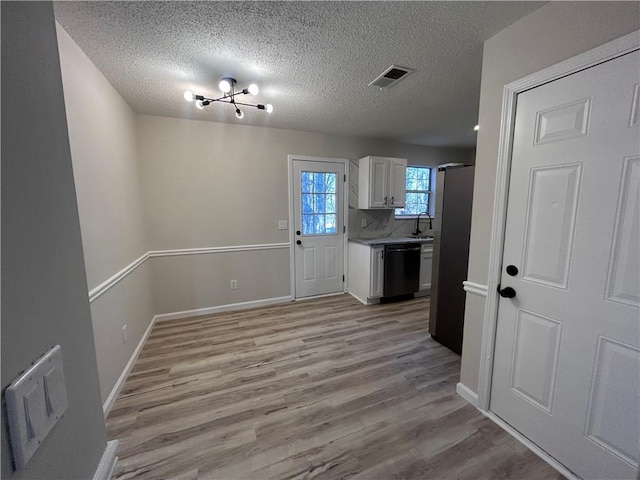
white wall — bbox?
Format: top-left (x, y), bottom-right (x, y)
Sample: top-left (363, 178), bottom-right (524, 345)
top-left (56, 24), bottom-right (155, 404)
top-left (460, 2), bottom-right (640, 393)
top-left (1, 3), bottom-right (107, 477)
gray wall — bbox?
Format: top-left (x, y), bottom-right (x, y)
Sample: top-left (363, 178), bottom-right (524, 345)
top-left (137, 114), bottom-right (471, 315)
top-left (56, 23), bottom-right (155, 406)
top-left (1, 2), bottom-right (107, 478)
top-left (460, 2), bottom-right (640, 393)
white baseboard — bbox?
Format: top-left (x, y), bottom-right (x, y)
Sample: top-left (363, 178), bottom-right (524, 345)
top-left (153, 296), bottom-right (293, 323)
top-left (456, 382), bottom-right (479, 407)
top-left (102, 317), bottom-right (156, 417)
top-left (92, 439), bottom-right (119, 480)
top-left (481, 410), bottom-right (578, 480)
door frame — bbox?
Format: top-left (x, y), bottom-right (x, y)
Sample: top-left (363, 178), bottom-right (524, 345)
top-left (287, 154), bottom-right (349, 300)
top-left (477, 30), bottom-right (640, 412)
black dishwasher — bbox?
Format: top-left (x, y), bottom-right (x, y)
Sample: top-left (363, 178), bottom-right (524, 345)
top-left (383, 243), bottom-right (421, 298)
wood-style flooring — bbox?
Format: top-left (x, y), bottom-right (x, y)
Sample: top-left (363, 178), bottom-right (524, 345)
top-left (106, 294), bottom-right (563, 479)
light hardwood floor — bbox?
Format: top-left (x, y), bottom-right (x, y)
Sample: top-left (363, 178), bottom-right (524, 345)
top-left (107, 294), bottom-right (563, 480)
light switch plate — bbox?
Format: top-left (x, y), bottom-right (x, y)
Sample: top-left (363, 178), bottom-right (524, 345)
top-left (278, 220), bottom-right (288, 230)
top-left (5, 345), bottom-right (68, 470)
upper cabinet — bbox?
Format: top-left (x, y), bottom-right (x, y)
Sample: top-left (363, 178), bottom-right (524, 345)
top-left (358, 156), bottom-right (407, 209)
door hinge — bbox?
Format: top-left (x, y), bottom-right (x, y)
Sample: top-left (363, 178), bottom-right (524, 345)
top-left (343, 275), bottom-right (345, 282)
top-left (343, 225), bottom-right (346, 233)
top-left (344, 174), bottom-right (346, 182)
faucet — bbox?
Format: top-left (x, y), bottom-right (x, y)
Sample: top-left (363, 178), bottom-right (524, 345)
top-left (412, 211), bottom-right (432, 237)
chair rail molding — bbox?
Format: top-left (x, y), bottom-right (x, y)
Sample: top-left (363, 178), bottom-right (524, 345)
top-left (462, 280), bottom-right (488, 297)
top-left (476, 30), bottom-right (640, 412)
top-left (88, 242), bottom-right (291, 303)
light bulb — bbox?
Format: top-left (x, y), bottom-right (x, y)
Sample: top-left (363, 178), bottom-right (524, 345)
top-left (183, 90), bottom-right (195, 102)
top-left (474, 125), bottom-right (480, 131)
top-left (195, 100), bottom-right (204, 110)
top-left (219, 79), bottom-right (232, 93)
top-left (235, 108), bottom-right (244, 119)
top-left (265, 104), bottom-right (273, 114)
top-left (248, 84), bottom-right (259, 95)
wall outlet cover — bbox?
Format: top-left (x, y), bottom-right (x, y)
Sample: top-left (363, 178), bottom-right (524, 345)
top-left (278, 220), bottom-right (288, 230)
top-left (230, 279), bottom-right (238, 290)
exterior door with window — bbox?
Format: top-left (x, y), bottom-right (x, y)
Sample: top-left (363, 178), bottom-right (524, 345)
top-left (292, 159), bottom-right (345, 298)
top-left (491, 51), bottom-right (639, 479)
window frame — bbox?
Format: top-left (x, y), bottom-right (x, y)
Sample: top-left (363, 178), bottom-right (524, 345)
top-left (394, 165), bottom-right (435, 219)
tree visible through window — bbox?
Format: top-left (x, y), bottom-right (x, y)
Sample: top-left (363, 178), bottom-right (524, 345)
top-left (395, 166), bottom-right (432, 216)
top-left (301, 171), bottom-right (337, 235)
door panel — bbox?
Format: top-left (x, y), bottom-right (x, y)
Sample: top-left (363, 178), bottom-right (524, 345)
top-left (293, 160), bottom-right (345, 298)
top-left (605, 156), bottom-right (640, 307)
top-left (491, 51), bottom-right (640, 479)
top-left (510, 309), bottom-right (562, 413)
top-left (586, 337), bottom-right (640, 466)
top-left (522, 164), bottom-right (581, 288)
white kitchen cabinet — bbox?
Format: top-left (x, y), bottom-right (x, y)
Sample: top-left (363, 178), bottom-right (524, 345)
top-left (358, 156), bottom-right (407, 209)
top-left (419, 243), bottom-right (433, 292)
top-left (348, 242), bottom-right (384, 304)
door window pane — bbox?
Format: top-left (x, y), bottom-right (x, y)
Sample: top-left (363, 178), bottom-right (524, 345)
top-left (302, 194), bottom-right (313, 214)
top-left (300, 171), bottom-right (338, 235)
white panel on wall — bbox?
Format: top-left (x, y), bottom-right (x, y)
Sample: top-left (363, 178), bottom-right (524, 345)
top-left (325, 246), bottom-right (337, 279)
top-left (522, 164), bottom-right (582, 289)
top-left (534, 98), bottom-right (591, 145)
top-left (303, 247), bottom-right (315, 281)
top-left (586, 336), bottom-right (640, 467)
top-left (510, 309), bottom-right (562, 413)
top-left (606, 156), bottom-right (640, 307)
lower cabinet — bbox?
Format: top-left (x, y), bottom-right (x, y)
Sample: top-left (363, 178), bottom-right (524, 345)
top-left (419, 243), bottom-right (433, 292)
top-left (349, 240), bottom-right (433, 304)
top-left (348, 242), bottom-right (384, 304)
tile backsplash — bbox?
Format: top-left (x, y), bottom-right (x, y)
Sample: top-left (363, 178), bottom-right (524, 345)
top-left (348, 159), bottom-right (434, 239)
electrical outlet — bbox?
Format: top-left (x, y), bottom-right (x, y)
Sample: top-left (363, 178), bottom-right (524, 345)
top-left (122, 325), bottom-right (128, 344)
top-left (278, 220), bottom-right (288, 230)
top-left (361, 219), bottom-right (367, 227)
top-left (230, 279), bottom-right (238, 290)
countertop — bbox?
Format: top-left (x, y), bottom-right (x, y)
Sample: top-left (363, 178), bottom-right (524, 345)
top-left (349, 236), bottom-right (434, 246)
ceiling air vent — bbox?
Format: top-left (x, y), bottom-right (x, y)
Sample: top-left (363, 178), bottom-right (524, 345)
top-left (368, 65), bottom-right (413, 89)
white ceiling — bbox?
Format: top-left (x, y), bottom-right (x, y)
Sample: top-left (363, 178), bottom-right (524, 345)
top-left (54, 1), bottom-right (545, 148)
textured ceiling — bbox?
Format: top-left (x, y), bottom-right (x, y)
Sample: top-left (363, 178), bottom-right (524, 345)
top-left (54, 1), bottom-right (545, 148)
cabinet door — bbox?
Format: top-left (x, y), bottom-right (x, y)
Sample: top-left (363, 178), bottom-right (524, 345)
top-left (419, 246), bottom-right (433, 291)
top-left (388, 158), bottom-right (407, 208)
top-left (368, 158), bottom-right (389, 208)
top-left (370, 246), bottom-right (384, 298)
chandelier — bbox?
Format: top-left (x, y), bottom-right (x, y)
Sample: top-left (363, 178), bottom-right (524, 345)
top-left (183, 77), bottom-right (273, 119)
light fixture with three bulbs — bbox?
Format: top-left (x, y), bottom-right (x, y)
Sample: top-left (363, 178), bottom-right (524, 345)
top-left (183, 77), bottom-right (273, 119)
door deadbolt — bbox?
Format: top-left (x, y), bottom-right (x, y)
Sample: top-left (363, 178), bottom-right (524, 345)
top-left (506, 265), bottom-right (519, 276)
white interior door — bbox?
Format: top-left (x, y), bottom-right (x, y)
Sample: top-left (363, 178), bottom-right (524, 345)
top-left (292, 159), bottom-right (345, 298)
top-left (491, 50), bottom-right (640, 479)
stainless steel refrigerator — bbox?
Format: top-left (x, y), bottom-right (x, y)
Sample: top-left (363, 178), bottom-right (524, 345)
top-left (428, 165), bottom-right (475, 354)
